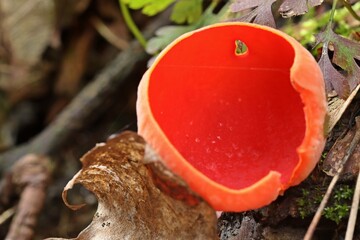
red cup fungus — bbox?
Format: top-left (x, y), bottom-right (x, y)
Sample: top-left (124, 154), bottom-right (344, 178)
top-left (136, 23), bottom-right (327, 211)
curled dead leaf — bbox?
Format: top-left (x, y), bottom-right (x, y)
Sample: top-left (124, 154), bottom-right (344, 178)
top-left (47, 131), bottom-right (217, 240)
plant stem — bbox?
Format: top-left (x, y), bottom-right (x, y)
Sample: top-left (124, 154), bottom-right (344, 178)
top-left (329, 0), bottom-right (338, 24)
top-left (210, 0), bottom-right (219, 9)
top-left (320, 0), bottom-right (338, 77)
top-left (342, 0), bottom-right (360, 21)
top-left (119, 0), bottom-right (147, 49)
top-left (91, 16), bottom-right (129, 50)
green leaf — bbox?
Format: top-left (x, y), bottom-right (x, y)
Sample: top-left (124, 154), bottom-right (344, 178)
top-left (146, 25), bottom-right (194, 55)
top-left (146, 2), bottom-right (228, 55)
top-left (171, 0), bottom-right (203, 24)
top-left (122, 0), bottom-right (175, 16)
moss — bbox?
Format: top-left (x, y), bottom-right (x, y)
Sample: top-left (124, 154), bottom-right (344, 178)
top-left (296, 185), bottom-right (354, 224)
top-left (297, 188), bottom-right (323, 219)
top-left (323, 185), bottom-right (354, 224)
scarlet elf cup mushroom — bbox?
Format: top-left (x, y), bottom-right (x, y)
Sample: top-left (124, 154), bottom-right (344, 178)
top-left (136, 23), bottom-right (327, 211)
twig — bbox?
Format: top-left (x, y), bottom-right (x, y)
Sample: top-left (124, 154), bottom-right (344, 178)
top-left (0, 11), bottom-right (171, 176)
top-left (0, 44), bottom-right (145, 172)
top-left (90, 16), bottom-right (129, 50)
top-left (0, 207), bottom-right (15, 225)
top-left (304, 175), bottom-right (340, 240)
top-left (0, 64), bottom-right (12, 74)
top-left (342, 0), bottom-right (360, 21)
top-left (304, 116), bottom-right (360, 240)
top-left (345, 169), bottom-right (360, 240)
top-left (5, 154), bottom-right (51, 240)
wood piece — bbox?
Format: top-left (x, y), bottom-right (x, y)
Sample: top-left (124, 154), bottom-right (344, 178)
top-left (0, 11), bottom-right (170, 176)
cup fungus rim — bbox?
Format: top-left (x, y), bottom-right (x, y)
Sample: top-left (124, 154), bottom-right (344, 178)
top-left (137, 22), bottom-right (327, 211)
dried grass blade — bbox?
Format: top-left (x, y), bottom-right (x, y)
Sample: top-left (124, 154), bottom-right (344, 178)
top-left (345, 170), bottom-right (360, 240)
top-left (304, 116), bottom-right (360, 240)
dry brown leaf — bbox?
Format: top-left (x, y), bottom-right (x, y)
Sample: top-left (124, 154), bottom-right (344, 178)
top-left (327, 84), bottom-right (360, 134)
top-left (279, 0), bottom-right (324, 18)
top-left (46, 131), bottom-right (217, 240)
top-left (0, 0), bottom-right (54, 65)
top-left (323, 126), bottom-right (360, 181)
top-left (0, 0), bottom-right (55, 100)
top-left (230, 0), bottom-right (277, 28)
